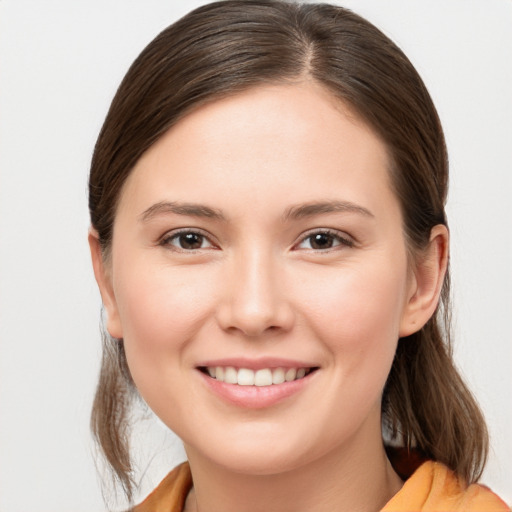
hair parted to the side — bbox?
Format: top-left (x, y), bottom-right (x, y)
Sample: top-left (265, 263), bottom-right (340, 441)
top-left (89, 0), bottom-right (488, 502)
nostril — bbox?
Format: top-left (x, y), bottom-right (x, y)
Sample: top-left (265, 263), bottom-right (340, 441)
top-left (215, 277), bottom-right (295, 336)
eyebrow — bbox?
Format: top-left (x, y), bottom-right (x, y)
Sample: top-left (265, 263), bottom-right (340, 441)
top-left (283, 200), bottom-right (374, 221)
top-left (139, 201), bottom-right (226, 222)
top-left (139, 199), bottom-right (373, 224)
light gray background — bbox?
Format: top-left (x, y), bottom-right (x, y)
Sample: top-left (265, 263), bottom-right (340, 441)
top-left (0, 1), bottom-right (511, 510)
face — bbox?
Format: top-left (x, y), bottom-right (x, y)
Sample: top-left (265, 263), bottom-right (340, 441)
top-left (94, 82), bottom-right (428, 475)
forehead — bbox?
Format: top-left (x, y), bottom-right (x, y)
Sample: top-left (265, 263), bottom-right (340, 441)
top-left (118, 82), bottom-right (396, 221)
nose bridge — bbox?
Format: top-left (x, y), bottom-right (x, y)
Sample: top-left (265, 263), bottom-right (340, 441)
top-left (218, 244), bottom-right (292, 336)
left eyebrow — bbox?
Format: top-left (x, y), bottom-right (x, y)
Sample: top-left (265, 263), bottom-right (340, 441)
top-left (282, 200), bottom-right (375, 221)
top-left (139, 201), bottom-right (226, 222)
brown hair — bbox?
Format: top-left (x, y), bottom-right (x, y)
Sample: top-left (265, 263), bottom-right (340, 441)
top-left (89, 0), bottom-right (488, 502)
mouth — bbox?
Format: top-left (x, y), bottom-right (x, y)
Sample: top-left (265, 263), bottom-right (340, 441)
top-left (198, 366), bottom-right (318, 386)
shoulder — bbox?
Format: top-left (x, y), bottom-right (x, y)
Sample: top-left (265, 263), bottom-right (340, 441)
top-left (382, 461), bottom-right (510, 512)
top-left (133, 462), bottom-right (192, 512)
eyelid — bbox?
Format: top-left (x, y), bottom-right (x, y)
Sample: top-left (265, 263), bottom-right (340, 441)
top-left (293, 228), bottom-right (355, 251)
top-left (157, 227), bottom-right (354, 252)
top-left (158, 227), bottom-right (219, 251)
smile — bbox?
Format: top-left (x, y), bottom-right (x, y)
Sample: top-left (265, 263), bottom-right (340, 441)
top-left (201, 366), bottom-right (316, 386)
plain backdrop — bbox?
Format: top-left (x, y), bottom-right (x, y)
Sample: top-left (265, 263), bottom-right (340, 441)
top-left (0, 1), bottom-right (511, 510)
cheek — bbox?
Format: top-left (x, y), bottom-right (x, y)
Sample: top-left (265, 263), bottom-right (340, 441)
top-left (298, 258), bottom-right (408, 381)
top-left (112, 260), bottom-right (219, 367)
top-left (304, 261), bottom-right (406, 334)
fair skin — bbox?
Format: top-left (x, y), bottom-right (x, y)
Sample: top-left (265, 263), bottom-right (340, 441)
top-left (90, 82), bottom-right (448, 512)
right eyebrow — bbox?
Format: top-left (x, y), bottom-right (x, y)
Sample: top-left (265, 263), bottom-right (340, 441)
top-left (139, 201), bottom-right (226, 223)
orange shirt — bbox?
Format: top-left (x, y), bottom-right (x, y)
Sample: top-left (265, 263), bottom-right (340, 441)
top-left (134, 461), bottom-right (509, 512)
top-left (382, 461), bottom-right (509, 511)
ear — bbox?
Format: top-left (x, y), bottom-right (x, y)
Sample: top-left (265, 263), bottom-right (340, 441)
top-left (399, 224), bottom-right (449, 337)
top-left (88, 229), bottom-right (124, 339)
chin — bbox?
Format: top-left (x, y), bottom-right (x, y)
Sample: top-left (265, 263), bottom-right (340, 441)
top-left (184, 426), bottom-right (328, 477)
top-left (208, 449), bottom-right (305, 476)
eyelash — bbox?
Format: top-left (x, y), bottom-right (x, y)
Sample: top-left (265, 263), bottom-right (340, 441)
top-left (158, 228), bottom-right (354, 252)
top-left (159, 228), bottom-right (217, 252)
top-left (159, 229), bottom-right (354, 253)
top-left (294, 229), bottom-right (355, 252)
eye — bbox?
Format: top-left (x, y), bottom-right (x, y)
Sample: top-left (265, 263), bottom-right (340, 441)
top-left (295, 230), bottom-right (354, 251)
top-left (161, 230), bottom-right (215, 251)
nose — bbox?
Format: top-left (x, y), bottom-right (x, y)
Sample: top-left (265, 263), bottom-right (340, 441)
top-left (216, 249), bottom-right (295, 338)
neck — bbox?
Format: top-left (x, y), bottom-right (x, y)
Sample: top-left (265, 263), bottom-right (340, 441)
top-left (184, 423), bottom-right (403, 512)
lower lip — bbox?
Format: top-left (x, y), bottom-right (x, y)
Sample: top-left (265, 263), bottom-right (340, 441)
top-left (198, 370), bottom-right (315, 409)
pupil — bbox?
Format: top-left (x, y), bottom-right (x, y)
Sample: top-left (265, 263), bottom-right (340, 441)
top-left (180, 233), bottom-right (203, 249)
top-left (311, 233), bottom-right (333, 249)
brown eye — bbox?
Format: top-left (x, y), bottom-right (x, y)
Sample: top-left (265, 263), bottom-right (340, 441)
top-left (309, 233), bottom-right (335, 249)
top-left (178, 232), bottom-right (204, 249)
top-left (296, 230), bottom-right (354, 251)
top-left (163, 231), bottom-right (214, 250)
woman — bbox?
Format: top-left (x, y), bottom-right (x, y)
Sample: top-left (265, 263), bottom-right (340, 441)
top-left (88, 1), bottom-right (509, 510)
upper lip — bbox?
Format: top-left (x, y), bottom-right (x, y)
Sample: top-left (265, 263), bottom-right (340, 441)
top-left (196, 357), bottom-right (319, 370)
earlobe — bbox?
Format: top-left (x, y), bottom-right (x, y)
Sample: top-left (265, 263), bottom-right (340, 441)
top-left (399, 225), bottom-right (449, 337)
top-left (88, 229), bottom-right (124, 339)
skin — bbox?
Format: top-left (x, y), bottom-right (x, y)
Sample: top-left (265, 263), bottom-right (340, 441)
top-left (90, 81), bottom-right (448, 512)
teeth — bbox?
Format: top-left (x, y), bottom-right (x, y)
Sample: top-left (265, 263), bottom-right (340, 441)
top-left (272, 367), bottom-right (285, 384)
top-left (205, 366), bottom-right (312, 386)
top-left (237, 368), bottom-right (255, 386)
top-left (254, 369), bottom-right (272, 386)
top-left (285, 368), bottom-right (297, 382)
top-left (224, 366), bottom-right (237, 384)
